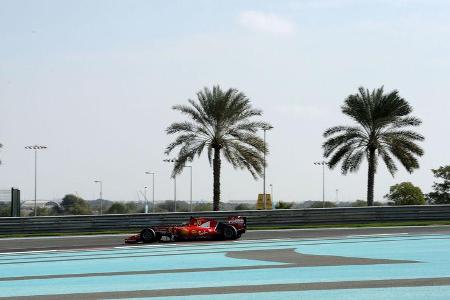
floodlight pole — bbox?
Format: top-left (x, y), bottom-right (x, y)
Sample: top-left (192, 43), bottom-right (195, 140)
top-left (164, 159), bottom-right (192, 212)
top-left (94, 180), bottom-right (103, 215)
top-left (25, 145), bottom-right (47, 216)
top-left (174, 176), bottom-right (177, 212)
top-left (145, 172), bottom-right (155, 213)
top-left (261, 125), bottom-right (273, 210)
top-left (183, 166), bottom-right (193, 212)
top-left (144, 186), bottom-right (148, 213)
top-left (314, 161), bottom-right (327, 208)
top-left (163, 159), bottom-right (178, 212)
top-left (270, 184), bottom-right (273, 208)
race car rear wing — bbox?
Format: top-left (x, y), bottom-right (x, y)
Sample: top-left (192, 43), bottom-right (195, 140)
top-left (226, 216), bottom-right (247, 230)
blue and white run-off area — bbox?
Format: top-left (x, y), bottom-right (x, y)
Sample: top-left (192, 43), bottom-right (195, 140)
top-left (1, 232), bottom-right (450, 299)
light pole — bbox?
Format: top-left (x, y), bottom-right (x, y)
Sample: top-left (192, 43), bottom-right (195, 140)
top-left (183, 166), bottom-right (193, 212)
top-left (145, 172), bottom-right (155, 213)
top-left (336, 188), bottom-right (339, 203)
top-left (144, 186), bottom-right (148, 213)
top-left (163, 159), bottom-right (178, 212)
top-left (25, 145), bottom-right (47, 216)
top-left (261, 125), bottom-right (273, 210)
top-left (314, 161), bottom-right (327, 208)
top-left (269, 183), bottom-right (273, 208)
top-left (94, 180), bottom-right (103, 215)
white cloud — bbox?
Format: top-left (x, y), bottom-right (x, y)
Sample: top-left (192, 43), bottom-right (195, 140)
top-left (238, 11), bottom-right (295, 36)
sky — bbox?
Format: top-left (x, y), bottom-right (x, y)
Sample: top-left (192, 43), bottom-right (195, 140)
top-left (1, 0), bottom-right (449, 204)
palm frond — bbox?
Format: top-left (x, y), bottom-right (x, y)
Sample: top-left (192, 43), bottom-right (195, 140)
top-left (327, 143), bottom-right (355, 169)
top-left (166, 85), bottom-right (270, 179)
top-left (166, 121), bottom-right (196, 134)
top-left (378, 148), bottom-right (398, 176)
top-left (323, 86), bottom-right (423, 176)
top-left (323, 126), bottom-right (356, 137)
top-left (390, 116), bottom-right (422, 128)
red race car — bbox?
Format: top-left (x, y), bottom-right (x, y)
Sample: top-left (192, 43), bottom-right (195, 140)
top-left (125, 216), bottom-right (246, 244)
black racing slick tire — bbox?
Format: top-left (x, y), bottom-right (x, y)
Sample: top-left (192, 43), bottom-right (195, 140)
top-left (140, 228), bottom-right (156, 243)
top-left (222, 225), bottom-right (238, 240)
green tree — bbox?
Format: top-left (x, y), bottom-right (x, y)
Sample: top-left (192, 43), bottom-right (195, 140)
top-left (106, 202), bottom-right (139, 214)
top-left (275, 201), bottom-right (294, 209)
top-left (193, 202), bottom-right (213, 211)
top-left (234, 203), bottom-right (253, 210)
top-left (385, 182), bottom-right (425, 205)
top-left (106, 202), bottom-right (128, 214)
top-left (323, 87), bottom-right (424, 206)
top-left (309, 201), bottom-right (337, 208)
top-left (35, 207), bottom-right (52, 216)
top-left (166, 86), bottom-right (270, 211)
top-left (0, 202), bottom-right (9, 217)
top-left (427, 166), bottom-right (450, 204)
top-left (156, 200), bottom-right (189, 212)
top-left (352, 200), bottom-right (367, 207)
top-left (60, 194), bottom-right (92, 215)
top-left (124, 202), bottom-right (138, 213)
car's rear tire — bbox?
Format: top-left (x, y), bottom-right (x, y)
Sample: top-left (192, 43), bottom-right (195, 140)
top-left (222, 225), bottom-right (238, 240)
top-left (140, 228), bottom-right (156, 243)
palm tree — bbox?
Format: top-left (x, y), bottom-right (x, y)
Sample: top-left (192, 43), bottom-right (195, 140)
top-left (323, 86), bottom-right (424, 206)
top-left (165, 85), bottom-right (270, 211)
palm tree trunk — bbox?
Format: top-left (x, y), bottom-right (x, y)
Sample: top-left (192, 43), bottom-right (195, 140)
top-left (367, 148), bottom-right (376, 206)
top-left (213, 147), bottom-right (221, 211)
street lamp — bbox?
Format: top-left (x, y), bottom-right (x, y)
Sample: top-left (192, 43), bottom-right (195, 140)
top-left (313, 161), bottom-right (327, 208)
top-left (94, 180), bottom-right (103, 215)
top-left (261, 125), bottom-right (273, 210)
top-left (163, 159), bottom-right (178, 212)
top-left (269, 183), bottom-right (273, 208)
top-left (163, 159), bottom-right (193, 212)
top-left (144, 186), bottom-right (148, 213)
top-left (145, 172), bottom-right (155, 213)
top-left (25, 145), bottom-right (47, 216)
top-left (183, 166), bottom-right (193, 212)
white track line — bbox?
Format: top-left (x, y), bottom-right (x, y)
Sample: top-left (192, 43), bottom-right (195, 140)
top-left (2, 224), bottom-right (450, 241)
top-left (0, 234), bottom-right (130, 241)
top-left (251, 225), bottom-right (450, 232)
top-left (346, 233), bottom-right (409, 238)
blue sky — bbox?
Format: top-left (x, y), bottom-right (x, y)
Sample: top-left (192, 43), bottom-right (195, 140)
top-left (1, 0), bottom-right (449, 203)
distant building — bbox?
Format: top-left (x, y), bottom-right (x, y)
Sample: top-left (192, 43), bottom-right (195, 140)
top-left (21, 200), bottom-right (61, 209)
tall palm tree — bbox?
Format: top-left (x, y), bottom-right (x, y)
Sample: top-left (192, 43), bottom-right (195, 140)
top-left (323, 86), bottom-right (424, 206)
top-left (165, 85), bottom-right (270, 211)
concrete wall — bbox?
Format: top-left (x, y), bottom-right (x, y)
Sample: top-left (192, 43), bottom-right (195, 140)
top-left (0, 205), bottom-right (449, 235)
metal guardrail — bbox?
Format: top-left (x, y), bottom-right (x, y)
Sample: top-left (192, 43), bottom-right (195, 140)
top-left (0, 205), bottom-right (449, 235)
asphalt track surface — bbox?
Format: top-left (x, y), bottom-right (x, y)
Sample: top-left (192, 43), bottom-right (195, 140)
top-left (2, 226), bottom-right (450, 299)
top-left (1, 225), bottom-right (450, 253)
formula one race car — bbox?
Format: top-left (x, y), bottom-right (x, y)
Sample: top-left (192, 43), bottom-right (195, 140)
top-left (125, 216), bottom-right (246, 244)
